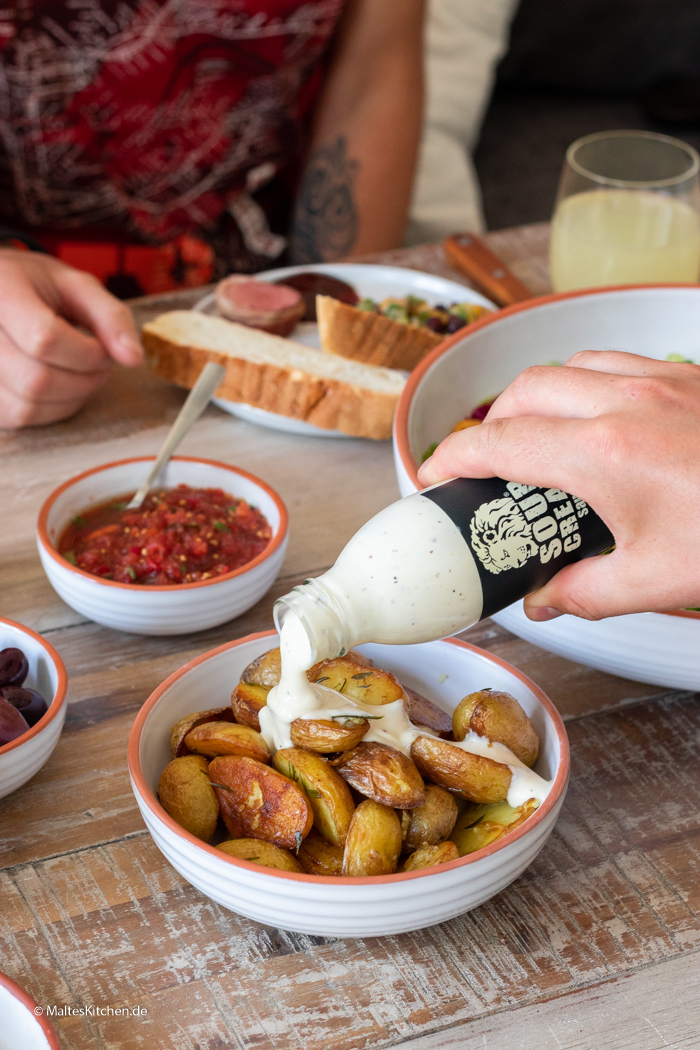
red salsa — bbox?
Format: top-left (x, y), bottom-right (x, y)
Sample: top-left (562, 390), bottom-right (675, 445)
top-left (58, 485), bottom-right (272, 585)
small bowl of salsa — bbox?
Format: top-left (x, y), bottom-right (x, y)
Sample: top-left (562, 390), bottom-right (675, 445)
top-left (37, 457), bottom-right (289, 636)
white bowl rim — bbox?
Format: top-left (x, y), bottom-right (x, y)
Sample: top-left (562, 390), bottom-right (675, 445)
top-left (0, 970), bottom-right (62, 1048)
top-left (128, 628), bottom-right (570, 886)
top-left (37, 455), bottom-right (289, 593)
top-left (0, 615), bottom-right (68, 758)
top-left (393, 281), bottom-right (700, 624)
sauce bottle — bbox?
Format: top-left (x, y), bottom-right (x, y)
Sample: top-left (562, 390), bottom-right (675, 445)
top-left (273, 477), bottom-right (614, 663)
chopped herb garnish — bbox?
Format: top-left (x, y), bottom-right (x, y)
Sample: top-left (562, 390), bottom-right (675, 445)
top-left (314, 676), bottom-right (330, 684)
top-left (208, 780), bottom-right (235, 794)
top-left (295, 831), bottom-right (302, 854)
top-left (71, 514), bottom-right (87, 527)
top-left (127, 566), bottom-right (136, 581)
top-left (111, 501), bottom-right (129, 511)
top-left (331, 714), bottom-right (383, 724)
top-left (351, 672), bottom-right (373, 680)
top-left (64, 550), bottom-right (77, 565)
top-left (213, 522), bottom-right (228, 531)
top-left (337, 678), bottom-right (347, 693)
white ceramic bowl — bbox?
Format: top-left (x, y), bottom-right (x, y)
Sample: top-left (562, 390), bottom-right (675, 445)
top-left (0, 972), bottom-right (61, 1050)
top-left (128, 629), bottom-right (569, 938)
top-left (0, 617), bottom-right (67, 801)
top-left (392, 284), bottom-right (700, 691)
top-left (37, 456), bottom-right (289, 636)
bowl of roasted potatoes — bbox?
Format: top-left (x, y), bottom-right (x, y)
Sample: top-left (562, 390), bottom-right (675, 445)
top-left (129, 629), bottom-right (569, 937)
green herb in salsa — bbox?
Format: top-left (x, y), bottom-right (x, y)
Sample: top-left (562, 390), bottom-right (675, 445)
top-left (58, 484), bottom-right (272, 585)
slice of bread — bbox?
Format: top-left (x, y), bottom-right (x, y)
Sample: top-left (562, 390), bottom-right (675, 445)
top-left (142, 310), bottom-right (406, 440)
top-left (316, 295), bottom-right (443, 371)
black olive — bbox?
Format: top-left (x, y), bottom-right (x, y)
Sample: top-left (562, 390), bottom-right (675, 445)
top-left (0, 647), bottom-right (29, 687)
top-left (0, 686), bottom-right (48, 727)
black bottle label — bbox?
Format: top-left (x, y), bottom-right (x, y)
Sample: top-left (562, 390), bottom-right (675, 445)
top-left (423, 478), bottom-right (615, 620)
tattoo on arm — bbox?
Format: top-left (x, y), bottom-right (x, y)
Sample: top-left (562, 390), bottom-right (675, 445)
top-left (290, 136), bottom-right (359, 263)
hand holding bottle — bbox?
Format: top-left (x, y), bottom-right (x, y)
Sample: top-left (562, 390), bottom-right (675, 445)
top-left (418, 350), bottom-right (700, 621)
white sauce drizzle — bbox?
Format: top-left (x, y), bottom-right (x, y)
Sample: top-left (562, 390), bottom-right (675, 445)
top-left (262, 611), bottom-right (552, 808)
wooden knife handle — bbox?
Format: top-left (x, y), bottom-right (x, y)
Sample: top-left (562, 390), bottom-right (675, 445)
top-left (444, 233), bottom-right (532, 307)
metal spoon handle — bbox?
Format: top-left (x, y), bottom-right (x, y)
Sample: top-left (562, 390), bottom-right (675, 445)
top-left (126, 361), bottom-right (226, 510)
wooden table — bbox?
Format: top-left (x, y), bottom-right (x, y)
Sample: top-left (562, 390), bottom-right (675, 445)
top-left (2, 224), bottom-right (699, 1050)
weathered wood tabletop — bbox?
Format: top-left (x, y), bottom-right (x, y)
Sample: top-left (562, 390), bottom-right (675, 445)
top-left (1, 224), bottom-right (699, 1050)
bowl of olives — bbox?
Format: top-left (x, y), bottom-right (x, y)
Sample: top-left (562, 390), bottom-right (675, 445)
top-left (0, 616), bottom-right (67, 799)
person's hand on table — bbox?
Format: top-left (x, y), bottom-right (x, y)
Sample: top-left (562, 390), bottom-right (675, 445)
top-left (418, 350), bottom-right (700, 621)
top-left (0, 248), bottom-right (144, 428)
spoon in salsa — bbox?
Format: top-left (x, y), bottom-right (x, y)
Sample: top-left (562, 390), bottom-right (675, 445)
top-left (126, 360), bottom-right (226, 510)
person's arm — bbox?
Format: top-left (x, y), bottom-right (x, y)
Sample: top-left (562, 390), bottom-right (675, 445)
top-left (290, 0), bottom-right (425, 263)
top-left (0, 250), bottom-right (142, 428)
top-left (418, 351), bottom-right (700, 621)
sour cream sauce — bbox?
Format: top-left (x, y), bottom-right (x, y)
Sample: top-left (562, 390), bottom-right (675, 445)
top-left (262, 610), bottom-right (552, 809)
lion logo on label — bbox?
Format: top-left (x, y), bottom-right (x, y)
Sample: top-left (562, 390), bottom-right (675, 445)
top-left (470, 497), bottom-right (539, 575)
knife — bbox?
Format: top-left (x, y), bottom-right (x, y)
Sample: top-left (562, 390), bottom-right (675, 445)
top-left (444, 233), bottom-right (532, 307)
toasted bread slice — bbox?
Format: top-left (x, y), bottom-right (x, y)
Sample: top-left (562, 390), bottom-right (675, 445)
top-left (142, 310), bottom-right (406, 440)
top-left (316, 295), bottom-right (443, 371)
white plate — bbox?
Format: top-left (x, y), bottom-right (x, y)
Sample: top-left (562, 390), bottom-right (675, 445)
top-left (195, 263), bottom-right (494, 437)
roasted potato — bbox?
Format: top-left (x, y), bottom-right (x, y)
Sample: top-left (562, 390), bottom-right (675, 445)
top-left (307, 649), bottom-right (370, 680)
top-left (158, 754), bottom-right (219, 842)
top-left (411, 735), bottom-right (511, 803)
top-left (232, 649), bottom-right (372, 730)
top-left (333, 741), bottom-right (425, 809)
top-left (209, 755), bottom-right (312, 850)
top-left (217, 838), bottom-right (305, 873)
top-left (230, 681), bottom-right (269, 731)
top-left (402, 841), bottom-right (459, 871)
top-left (242, 647), bottom-right (367, 690)
top-left (450, 800), bottom-right (490, 833)
top-left (170, 707), bottom-right (234, 758)
top-left (241, 647), bottom-right (283, 688)
top-left (273, 746), bottom-right (355, 847)
top-left (400, 784), bottom-right (458, 852)
top-left (342, 800), bottom-right (402, 876)
top-left (309, 656), bottom-right (405, 706)
top-left (184, 722), bottom-right (270, 763)
top-left (289, 716), bottom-right (370, 753)
top-left (452, 689), bottom-right (539, 767)
top-left (404, 688), bottom-right (453, 738)
top-left (450, 798), bottom-right (539, 856)
top-left (297, 830), bottom-right (344, 876)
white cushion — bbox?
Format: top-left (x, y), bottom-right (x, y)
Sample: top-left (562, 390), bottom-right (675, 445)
top-left (406, 0), bottom-right (520, 244)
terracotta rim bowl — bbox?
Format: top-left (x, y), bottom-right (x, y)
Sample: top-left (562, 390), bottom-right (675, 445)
top-left (0, 616), bottom-right (67, 801)
top-left (37, 455), bottom-right (288, 592)
top-left (128, 629), bottom-right (569, 935)
top-left (0, 971), bottom-right (61, 1049)
top-left (393, 282), bottom-right (700, 626)
top-left (36, 456), bottom-right (289, 635)
top-left (0, 616), bottom-right (67, 759)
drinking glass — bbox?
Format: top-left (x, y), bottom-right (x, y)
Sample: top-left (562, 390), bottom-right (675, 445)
top-left (550, 130), bottom-right (700, 292)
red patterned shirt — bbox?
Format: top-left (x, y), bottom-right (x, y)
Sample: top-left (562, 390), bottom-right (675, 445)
top-left (0, 0), bottom-right (346, 277)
